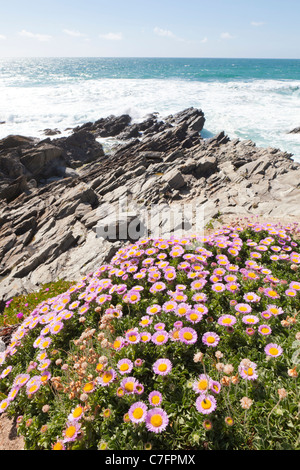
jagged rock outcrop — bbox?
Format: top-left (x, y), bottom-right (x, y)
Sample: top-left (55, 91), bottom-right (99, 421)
top-left (0, 107), bottom-right (299, 304)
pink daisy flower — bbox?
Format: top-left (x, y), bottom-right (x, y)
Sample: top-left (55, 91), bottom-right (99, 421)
top-left (238, 361), bottom-right (258, 381)
top-left (125, 330), bottom-right (140, 344)
top-left (117, 359), bottom-right (133, 375)
top-left (242, 315), bottom-right (260, 325)
top-left (290, 281), bottom-right (300, 291)
top-left (191, 280), bottom-right (206, 291)
top-left (146, 304), bottom-right (161, 316)
top-left (153, 358), bottom-right (172, 376)
top-left (258, 325), bottom-right (272, 336)
top-left (149, 282), bottom-right (166, 293)
top-left (139, 316), bottom-right (153, 328)
top-left (0, 399), bottom-right (10, 414)
top-left (210, 380), bottom-right (222, 394)
top-left (192, 293), bottom-right (207, 303)
top-left (285, 289), bottom-right (297, 297)
top-left (179, 327), bottom-right (198, 345)
top-left (266, 305), bottom-right (284, 316)
top-left (98, 369), bottom-right (117, 387)
top-left (128, 401), bottom-right (148, 423)
top-left (202, 332), bottom-right (220, 347)
top-left (163, 270), bottom-right (177, 281)
top-left (162, 300), bottom-right (177, 313)
top-left (175, 303), bottom-right (192, 317)
top-left (50, 321), bottom-right (64, 335)
top-left (186, 310), bottom-right (203, 324)
top-left (211, 283), bottom-right (225, 293)
top-left (140, 331), bottom-right (152, 343)
top-left (195, 394), bottom-right (217, 415)
top-left (193, 304), bottom-right (208, 315)
top-left (148, 390), bottom-right (163, 407)
top-left (152, 330), bottom-right (169, 346)
top-left (145, 408), bottom-right (169, 434)
top-left (217, 315), bottom-right (236, 327)
top-left (193, 374), bottom-right (211, 394)
top-left (63, 421), bottom-right (81, 443)
top-left (120, 377), bottom-right (139, 394)
top-left (265, 343), bottom-right (283, 358)
top-left (264, 288), bottom-right (280, 299)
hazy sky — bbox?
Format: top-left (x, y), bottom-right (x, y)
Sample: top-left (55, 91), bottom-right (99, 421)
top-left (0, 0), bottom-right (299, 58)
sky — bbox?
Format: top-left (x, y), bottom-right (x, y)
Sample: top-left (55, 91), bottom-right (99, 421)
top-left (0, 0), bottom-right (300, 58)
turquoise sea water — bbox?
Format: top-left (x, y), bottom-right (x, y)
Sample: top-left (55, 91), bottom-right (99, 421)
top-left (0, 57), bottom-right (300, 160)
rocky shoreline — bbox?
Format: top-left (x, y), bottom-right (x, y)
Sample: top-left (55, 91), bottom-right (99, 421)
top-left (1, 107), bottom-right (300, 305)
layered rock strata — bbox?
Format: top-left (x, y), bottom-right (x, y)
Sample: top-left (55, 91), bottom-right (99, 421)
top-left (0, 107), bottom-right (299, 303)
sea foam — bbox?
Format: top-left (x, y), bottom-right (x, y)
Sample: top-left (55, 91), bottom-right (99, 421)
top-left (0, 75), bottom-right (299, 161)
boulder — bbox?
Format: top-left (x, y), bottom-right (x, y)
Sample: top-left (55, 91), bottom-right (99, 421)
top-left (0, 135), bottom-right (35, 151)
top-left (162, 169), bottom-right (186, 190)
top-left (20, 144), bottom-right (65, 180)
top-left (53, 130), bottom-right (105, 168)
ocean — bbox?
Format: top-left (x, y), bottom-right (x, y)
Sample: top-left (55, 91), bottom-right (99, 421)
top-left (0, 57), bottom-right (300, 161)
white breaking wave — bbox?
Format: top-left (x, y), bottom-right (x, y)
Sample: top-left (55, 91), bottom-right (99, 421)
top-left (0, 78), bottom-right (299, 161)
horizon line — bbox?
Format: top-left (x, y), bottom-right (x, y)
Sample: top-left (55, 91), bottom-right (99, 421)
top-left (1, 56), bottom-right (300, 60)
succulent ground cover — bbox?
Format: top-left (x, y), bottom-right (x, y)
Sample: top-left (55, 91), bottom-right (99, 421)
top-left (0, 220), bottom-right (299, 450)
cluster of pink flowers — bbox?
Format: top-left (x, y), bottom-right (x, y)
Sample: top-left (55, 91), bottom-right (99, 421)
top-left (0, 220), bottom-right (299, 445)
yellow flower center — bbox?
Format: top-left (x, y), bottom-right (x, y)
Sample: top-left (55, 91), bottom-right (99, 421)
top-left (176, 295), bottom-right (185, 301)
top-left (156, 334), bottom-right (166, 343)
top-left (102, 373), bottom-right (113, 384)
top-left (269, 291), bottom-right (277, 297)
top-left (120, 364), bottom-right (129, 372)
top-left (207, 336), bottom-right (216, 344)
top-left (53, 442), bottom-right (64, 450)
top-left (133, 408), bottom-right (144, 420)
top-left (84, 382), bottom-right (94, 392)
top-left (113, 340), bottom-right (121, 349)
top-left (198, 380), bottom-right (208, 390)
top-left (73, 407), bottom-right (83, 418)
top-left (65, 426), bottom-right (76, 438)
top-left (128, 335), bottom-right (137, 342)
top-left (178, 308), bottom-right (187, 315)
top-left (269, 347), bottom-right (279, 356)
top-left (261, 327), bottom-right (269, 334)
top-left (158, 364), bottom-right (167, 372)
top-left (151, 396), bottom-right (160, 405)
top-left (183, 332), bottom-right (193, 341)
top-left (0, 401), bottom-right (8, 409)
top-left (189, 314), bottom-right (199, 322)
top-left (131, 295), bottom-right (138, 302)
top-left (28, 385), bottom-right (38, 394)
top-left (245, 368), bottom-right (254, 376)
top-left (222, 318), bottom-right (232, 324)
top-left (141, 335), bottom-right (149, 341)
top-left (125, 382), bottom-right (135, 392)
top-left (150, 307), bottom-right (158, 314)
top-left (201, 399), bottom-right (212, 410)
top-left (150, 415), bottom-right (163, 428)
